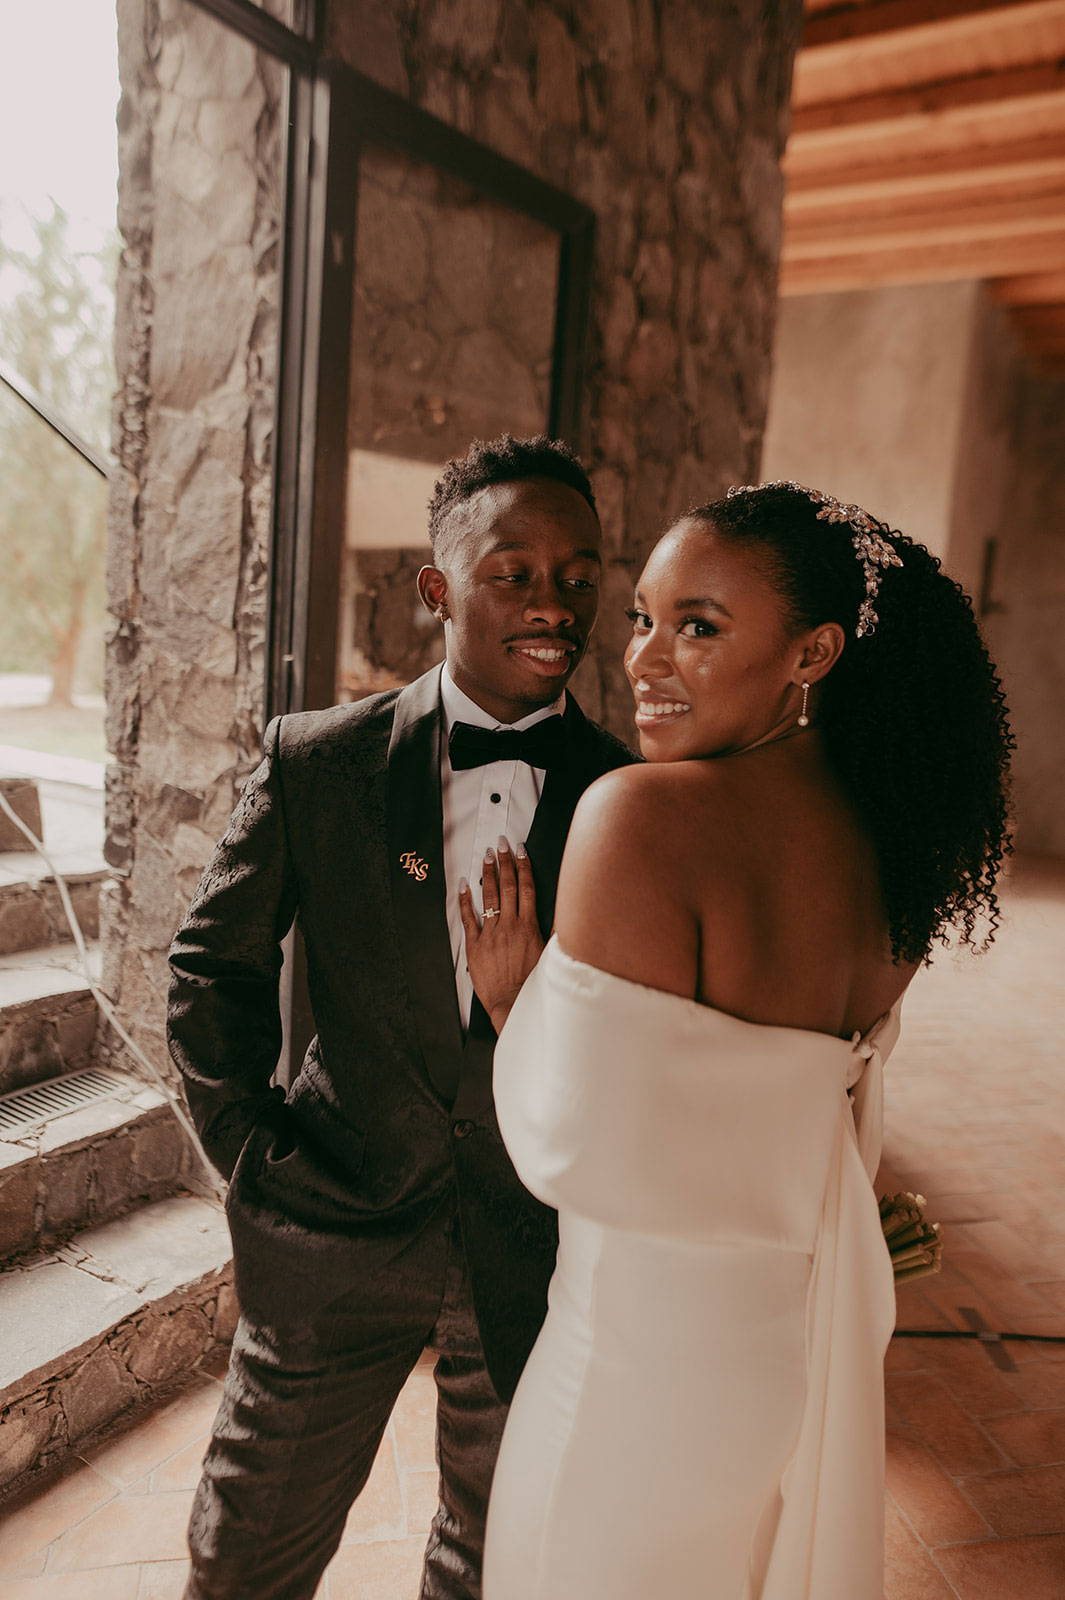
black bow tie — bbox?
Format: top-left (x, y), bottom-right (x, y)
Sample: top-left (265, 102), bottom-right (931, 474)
top-left (448, 716), bottom-right (567, 773)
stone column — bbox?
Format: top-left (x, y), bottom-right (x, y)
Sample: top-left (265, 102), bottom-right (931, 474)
top-left (106, 0), bottom-right (284, 1080)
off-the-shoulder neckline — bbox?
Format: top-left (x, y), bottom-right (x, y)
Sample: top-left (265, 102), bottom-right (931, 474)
top-left (545, 936), bottom-right (901, 1055)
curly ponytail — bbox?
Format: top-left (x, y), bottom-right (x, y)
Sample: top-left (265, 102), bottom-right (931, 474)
top-left (692, 483), bottom-right (1015, 965)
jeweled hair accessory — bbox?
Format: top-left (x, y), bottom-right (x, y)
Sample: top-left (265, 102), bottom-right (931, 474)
top-left (726, 480), bottom-right (904, 638)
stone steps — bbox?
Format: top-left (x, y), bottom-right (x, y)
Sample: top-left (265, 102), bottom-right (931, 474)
top-left (0, 777), bottom-right (43, 853)
top-left (0, 784), bottom-right (235, 1501)
top-left (0, 856), bottom-right (106, 955)
top-left (0, 1066), bottom-right (194, 1265)
top-left (0, 942), bottom-right (101, 1096)
top-left (0, 1193), bottom-right (234, 1492)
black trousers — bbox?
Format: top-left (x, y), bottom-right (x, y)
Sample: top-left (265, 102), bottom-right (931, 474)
top-left (184, 1207), bottom-right (508, 1600)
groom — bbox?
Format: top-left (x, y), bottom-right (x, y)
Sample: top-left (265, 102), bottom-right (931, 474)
top-left (168, 434), bottom-right (636, 1600)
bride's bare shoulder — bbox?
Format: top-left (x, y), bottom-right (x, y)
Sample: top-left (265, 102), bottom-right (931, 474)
top-left (570, 759), bottom-right (730, 850)
top-left (555, 764), bottom-right (722, 995)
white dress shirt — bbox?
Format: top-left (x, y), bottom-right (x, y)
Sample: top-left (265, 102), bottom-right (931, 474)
top-left (439, 664), bottom-right (565, 1029)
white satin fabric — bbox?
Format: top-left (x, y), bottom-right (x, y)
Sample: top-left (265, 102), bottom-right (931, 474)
top-left (483, 938), bottom-right (900, 1600)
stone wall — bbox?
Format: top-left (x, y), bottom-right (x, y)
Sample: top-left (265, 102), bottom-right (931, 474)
top-left (106, 0), bottom-right (284, 1083)
top-left (0, 1262), bottom-right (235, 1490)
top-left (328, 0), bottom-right (803, 727)
top-left (105, 0), bottom-right (802, 1090)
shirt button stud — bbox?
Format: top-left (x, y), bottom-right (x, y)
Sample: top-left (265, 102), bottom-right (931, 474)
top-left (490, 792), bottom-right (501, 804)
top-left (452, 1119), bottom-right (475, 1139)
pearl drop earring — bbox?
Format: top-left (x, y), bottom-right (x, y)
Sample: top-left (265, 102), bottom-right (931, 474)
top-left (797, 682), bottom-right (811, 728)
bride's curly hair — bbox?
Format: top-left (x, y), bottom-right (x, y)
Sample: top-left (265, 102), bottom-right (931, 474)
top-left (690, 483), bottom-right (1015, 965)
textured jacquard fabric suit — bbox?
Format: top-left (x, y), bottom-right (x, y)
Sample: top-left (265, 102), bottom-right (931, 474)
top-left (167, 665), bottom-right (636, 1600)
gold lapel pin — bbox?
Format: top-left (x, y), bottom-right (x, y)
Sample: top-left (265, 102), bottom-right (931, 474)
top-left (399, 850), bottom-right (429, 881)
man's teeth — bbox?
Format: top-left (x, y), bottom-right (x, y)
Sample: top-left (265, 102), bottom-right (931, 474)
top-left (640, 701), bottom-right (691, 717)
top-left (519, 647), bottom-right (568, 661)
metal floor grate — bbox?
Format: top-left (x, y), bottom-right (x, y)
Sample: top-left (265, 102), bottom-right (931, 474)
top-left (0, 1068), bottom-right (125, 1137)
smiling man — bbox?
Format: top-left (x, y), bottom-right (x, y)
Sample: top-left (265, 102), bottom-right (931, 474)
top-left (167, 434), bottom-right (636, 1600)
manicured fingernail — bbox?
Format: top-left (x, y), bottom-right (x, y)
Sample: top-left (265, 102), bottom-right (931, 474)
top-left (484, 846), bottom-right (495, 862)
top-left (516, 841), bottom-right (528, 859)
top-left (459, 877), bottom-right (468, 894)
top-left (498, 835), bottom-right (510, 853)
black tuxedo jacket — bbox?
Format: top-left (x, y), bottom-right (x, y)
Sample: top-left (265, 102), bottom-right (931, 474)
top-left (167, 665), bottom-right (636, 1400)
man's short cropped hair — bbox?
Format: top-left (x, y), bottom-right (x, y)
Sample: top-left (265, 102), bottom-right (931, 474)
top-left (427, 434), bottom-right (597, 559)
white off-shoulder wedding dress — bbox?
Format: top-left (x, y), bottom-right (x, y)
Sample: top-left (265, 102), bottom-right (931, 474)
top-left (483, 937), bottom-right (900, 1600)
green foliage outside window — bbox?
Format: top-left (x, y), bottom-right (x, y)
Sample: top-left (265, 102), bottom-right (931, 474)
top-left (0, 202), bottom-right (116, 703)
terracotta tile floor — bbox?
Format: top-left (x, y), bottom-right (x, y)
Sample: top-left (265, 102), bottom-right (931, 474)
top-left (1, 854), bottom-right (1062, 1598)
top-left (0, 1349), bottom-right (433, 1597)
top-left (881, 855), bottom-right (1065, 1599)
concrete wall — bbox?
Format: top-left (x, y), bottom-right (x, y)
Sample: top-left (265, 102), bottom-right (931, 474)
top-left (947, 291), bottom-right (1020, 604)
top-left (762, 280), bottom-right (979, 564)
top-left (984, 365), bottom-right (1065, 859)
top-left (765, 278), bottom-right (1065, 858)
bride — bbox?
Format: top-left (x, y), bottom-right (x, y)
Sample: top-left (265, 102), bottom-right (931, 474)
top-left (458, 482), bottom-right (1013, 1599)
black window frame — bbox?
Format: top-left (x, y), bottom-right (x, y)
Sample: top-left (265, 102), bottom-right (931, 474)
top-left (187, 0), bottom-right (595, 723)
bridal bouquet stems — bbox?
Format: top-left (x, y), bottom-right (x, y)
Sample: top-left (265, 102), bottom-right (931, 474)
top-left (879, 1191), bottom-right (942, 1283)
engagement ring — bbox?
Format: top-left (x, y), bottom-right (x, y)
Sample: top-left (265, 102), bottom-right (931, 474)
top-left (483, 908), bottom-right (500, 919)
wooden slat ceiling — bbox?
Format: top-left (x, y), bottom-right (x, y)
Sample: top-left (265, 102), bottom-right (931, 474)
top-left (783, 0), bottom-right (1065, 368)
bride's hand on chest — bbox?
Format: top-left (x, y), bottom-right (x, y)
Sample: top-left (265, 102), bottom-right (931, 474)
top-left (458, 839), bottom-right (543, 1034)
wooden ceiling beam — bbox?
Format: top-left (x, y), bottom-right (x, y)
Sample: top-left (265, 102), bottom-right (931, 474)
top-left (800, 0), bottom-right (1065, 58)
top-left (786, 135), bottom-right (1065, 207)
top-left (796, 0), bottom-right (1065, 106)
top-left (787, 175), bottom-right (1065, 234)
top-left (788, 107), bottom-right (1065, 178)
top-left (990, 269), bottom-right (1065, 303)
top-left (780, 229), bottom-right (1065, 293)
top-left (789, 5), bottom-right (1065, 361)
top-left (790, 60), bottom-right (1065, 154)
top-left (785, 197), bottom-right (1065, 258)
top-left (783, 183), bottom-right (1061, 241)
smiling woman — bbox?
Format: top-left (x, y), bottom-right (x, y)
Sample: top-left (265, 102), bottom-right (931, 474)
top-left (469, 482), bottom-right (1015, 1600)
top-left (623, 519), bottom-right (840, 755)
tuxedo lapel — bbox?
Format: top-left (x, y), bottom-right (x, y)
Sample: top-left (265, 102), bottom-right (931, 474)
top-left (386, 667), bottom-right (464, 1104)
top-left (525, 696), bottom-right (594, 938)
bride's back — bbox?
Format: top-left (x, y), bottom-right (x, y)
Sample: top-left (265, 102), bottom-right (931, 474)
top-left (674, 746), bottom-right (916, 1039)
top-left (554, 746), bottom-right (914, 1047)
